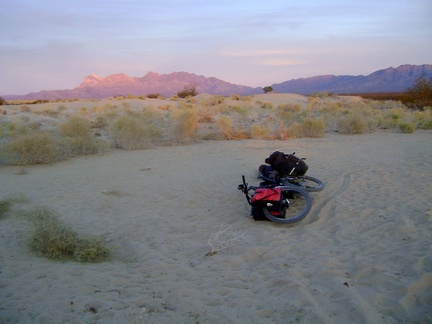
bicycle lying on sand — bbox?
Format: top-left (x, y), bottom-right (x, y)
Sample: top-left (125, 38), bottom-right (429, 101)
top-left (238, 175), bottom-right (312, 224)
top-left (238, 152), bottom-right (324, 224)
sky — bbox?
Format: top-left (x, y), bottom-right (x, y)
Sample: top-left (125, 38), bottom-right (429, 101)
top-left (1, 0), bottom-right (431, 95)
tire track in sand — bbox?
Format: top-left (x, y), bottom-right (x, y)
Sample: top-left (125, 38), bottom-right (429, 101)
top-left (305, 170), bottom-right (356, 224)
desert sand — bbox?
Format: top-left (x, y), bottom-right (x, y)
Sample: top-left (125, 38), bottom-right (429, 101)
top-left (1, 128), bottom-right (431, 323)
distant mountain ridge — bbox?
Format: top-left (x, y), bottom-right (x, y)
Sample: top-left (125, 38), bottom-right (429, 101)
top-left (272, 64), bottom-right (432, 94)
top-left (3, 64), bottom-right (431, 100)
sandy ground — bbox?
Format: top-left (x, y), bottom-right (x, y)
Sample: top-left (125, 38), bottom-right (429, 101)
top-left (0, 130), bottom-right (431, 323)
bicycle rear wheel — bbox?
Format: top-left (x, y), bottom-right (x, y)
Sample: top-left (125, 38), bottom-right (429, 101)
top-left (263, 186), bottom-right (311, 224)
top-left (302, 175), bottom-right (324, 192)
top-left (280, 175), bottom-right (324, 192)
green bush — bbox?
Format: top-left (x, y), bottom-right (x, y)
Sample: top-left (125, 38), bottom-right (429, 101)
top-left (0, 131), bottom-right (58, 165)
top-left (27, 207), bottom-right (109, 262)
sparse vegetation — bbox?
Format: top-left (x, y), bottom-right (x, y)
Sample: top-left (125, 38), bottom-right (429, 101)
top-left (399, 122), bottom-right (415, 133)
top-left (300, 118), bottom-right (326, 137)
top-left (0, 199), bottom-right (13, 218)
top-left (0, 131), bottom-right (58, 165)
top-left (26, 207), bottom-right (109, 262)
top-left (57, 116), bottom-right (107, 156)
top-left (1, 93), bottom-right (430, 166)
top-left (175, 110), bottom-right (199, 141)
top-left (108, 115), bottom-right (162, 149)
top-left (337, 113), bottom-right (369, 134)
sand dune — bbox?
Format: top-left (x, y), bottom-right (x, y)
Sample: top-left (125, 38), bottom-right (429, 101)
top-left (1, 130), bottom-right (431, 323)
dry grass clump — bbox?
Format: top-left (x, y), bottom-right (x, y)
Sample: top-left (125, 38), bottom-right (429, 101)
top-left (0, 194), bottom-right (28, 218)
top-left (26, 207), bottom-right (109, 262)
top-left (175, 110), bottom-right (199, 141)
top-left (57, 116), bottom-right (108, 156)
top-left (399, 122), bottom-right (415, 133)
top-left (215, 116), bottom-right (249, 139)
top-left (337, 113), bottom-right (369, 134)
top-left (109, 115), bottom-right (162, 149)
top-left (250, 124), bottom-right (273, 139)
top-left (417, 109), bottom-right (432, 129)
top-left (0, 199), bottom-right (13, 218)
top-left (300, 118), bottom-right (326, 137)
top-left (0, 131), bottom-right (58, 165)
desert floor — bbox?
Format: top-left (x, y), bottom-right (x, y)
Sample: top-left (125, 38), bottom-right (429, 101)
top-left (1, 130), bottom-right (431, 323)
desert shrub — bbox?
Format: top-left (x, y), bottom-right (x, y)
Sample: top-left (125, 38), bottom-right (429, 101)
top-left (0, 194), bottom-right (27, 218)
top-left (198, 112), bottom-right (215, 123)
top-left (26, 207), bottom-right (109, 262)
top-left (337, 113), bottom-right (369, 134)
top-left (178, 100), bottom-right (193, 110)
top-left (57, 116), bottom-right (106, 156)
top-left (20, 105), bottom-right (31, 112)
top-left (211, 95), bottom-right (225, 105)
top-left (58, 116), bottom-right (92, 138)
top-left (381, 108), bottom-right (404, 128)
top-left (260, 102), bottom-right (273, 109)
top-left (175, 110), bottom-right (199, 141)
top-left (0, 199), bottom-right (12, 218)
top-left (109, 115), bottom-right (162, 149)
top-left (417, 109), bottom-right (432, 129)
top-left (276, 104), bottom-right (303, 126)
top-left (0, 131), bottom-right (58, 165)
top-left (300, 118), bottom-right (325, 137)
top-left (177, 84), bottom-right (198, 98)
top-left (158, 104), bottom-right (172, 111)
top-left (279, 123), bottom-right (303, 139)
top-left (90, 116), bottom-right (107, 128)
top-left (36, 108), bottom-right (59, 118)
top-left (311, 91), bottom-right (335, 98)
top-left (214, 116), bottom-right (248, 139)
top-left (250, 124), bottom-right (272, 139)
top-left (216, 116), bottom-right (233, 138)
top-left (217, 104), bottom-right (248, 116)
top-left (399, 122), bottom-right (415, 133)
top-left (402, 75), bottom-right (432, 110)
top-left (147, 93), bottom-right (160, 99)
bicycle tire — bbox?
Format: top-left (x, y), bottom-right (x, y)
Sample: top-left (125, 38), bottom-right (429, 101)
top-left (263, 186), bottom-right (312, 224)
top-left (302, 176), bottom-right (325, 192)
top-left (281, 175), bottom-right (324, 192)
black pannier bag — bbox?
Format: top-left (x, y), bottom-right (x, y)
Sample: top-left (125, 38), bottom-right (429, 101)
top-left (265, 151), bottom-right (308, 176)
top-left (250, 187), bottom-right (286, 221)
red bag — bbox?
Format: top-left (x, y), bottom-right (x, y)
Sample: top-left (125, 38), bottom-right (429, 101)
top-left (251, 188), bottom-right (282, 204)
top-left (251, 188), bottom-right (286, 220)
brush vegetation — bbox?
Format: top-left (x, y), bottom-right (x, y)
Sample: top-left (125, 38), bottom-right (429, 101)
top-left (24, 207), bottom-right (109, 262)
top-left (1, 93), bottom-right (431, 165)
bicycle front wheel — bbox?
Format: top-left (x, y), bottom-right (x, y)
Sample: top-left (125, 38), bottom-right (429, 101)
top-left (263, 186), bottom-right (311, 224)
